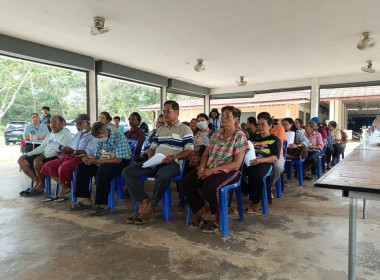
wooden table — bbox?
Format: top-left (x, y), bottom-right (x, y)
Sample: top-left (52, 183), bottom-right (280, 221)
top-left (314, 144), bottom-right (380, 280)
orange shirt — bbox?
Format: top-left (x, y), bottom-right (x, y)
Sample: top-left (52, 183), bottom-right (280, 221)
top-left (270, 125), bottom-right (286, 156)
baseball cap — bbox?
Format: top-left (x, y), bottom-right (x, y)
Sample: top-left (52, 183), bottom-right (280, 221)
top-left (310, 117), bottom-right (321, 124)
top-left (73, 114), bottom-right (90, 124)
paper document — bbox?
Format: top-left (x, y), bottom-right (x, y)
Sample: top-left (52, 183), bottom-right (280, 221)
top-left (47, 140), bottom-right (63, 151)
top-left (142, 153), bottom-right (166, 168)
top-left (244, 141), bottom-right (256, 166)
top-left (285, 131), bottom-right (295, 146)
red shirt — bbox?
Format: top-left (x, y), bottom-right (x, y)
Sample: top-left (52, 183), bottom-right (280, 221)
top-left (124, 127), bottom-right (146, 157)
top-left (318, 127), bottom-right (327, 139)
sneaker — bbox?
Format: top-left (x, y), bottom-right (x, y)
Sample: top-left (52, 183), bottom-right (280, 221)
top-left (201, 221), bottom-right (220, 234)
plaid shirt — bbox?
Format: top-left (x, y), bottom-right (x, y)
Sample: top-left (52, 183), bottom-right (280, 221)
top-left (207, 129), bottom-right (248, 171)
top-left (94, 130), bottom-right (131, 159)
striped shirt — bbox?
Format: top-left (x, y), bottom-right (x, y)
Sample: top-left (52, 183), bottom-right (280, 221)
top-left (151, 121), bottom-right (194, 157)
top-left (94, 129), bottom-right (131, 159)
top-left (207, 129), bottom-right (248, 171)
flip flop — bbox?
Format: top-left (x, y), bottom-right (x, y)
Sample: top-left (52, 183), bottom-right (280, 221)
top-left (125, 212), bottom-right (140, 224)
top-left (22, 189), bottom-right (44, 197)
top-left (41, 196), bottom-right (57, 202)
top-left (69, 201), bottom-right (92, 211)
top-left (19, 187), bottom-right (31, 196)
top-left (228, 206), bottom-right (239, 214)
top-left (133, 212), bottom-right (156, 225)
top-left (244, 206), bottom-right (262, 214)
top-left (89, 205), bottom-right (110, 216)
top-left (54, 197), bottom-right (69, 203)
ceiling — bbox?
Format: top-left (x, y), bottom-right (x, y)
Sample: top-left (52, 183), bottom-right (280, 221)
top-left (1, 0), bottom-right (380, 93)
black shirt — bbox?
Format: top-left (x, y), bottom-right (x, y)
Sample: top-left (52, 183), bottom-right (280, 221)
top-left (250, 134), bottom-right (281, 159)
top-left (40, 113), bottom-right (52, 132)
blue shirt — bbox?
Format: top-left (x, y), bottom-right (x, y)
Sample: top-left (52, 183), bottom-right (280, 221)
top-left (116, 125), bottom-right (125, 133)
top-left (23, 124), bottom-right (50, 143)
top-left (94, 130), bottom-right (131, 159)
top-left (69, 131), bottom-right (97, 156)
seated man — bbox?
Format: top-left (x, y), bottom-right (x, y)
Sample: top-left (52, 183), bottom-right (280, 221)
top-left (124, 112), bottom-right (146, 159)
top-left (23, 113), bottom-right (49, 153)
top-left (122, 100), bottom-right (194, 225)
top-left (40, 114), bottom-right (97, 200)
top-left (18, 115), bottom-right (72, 196)
top-left (70, 122), bottom-right (131, 215)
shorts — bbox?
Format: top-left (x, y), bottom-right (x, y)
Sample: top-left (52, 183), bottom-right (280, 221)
top-left (25, 154), bottom-right (59, 170)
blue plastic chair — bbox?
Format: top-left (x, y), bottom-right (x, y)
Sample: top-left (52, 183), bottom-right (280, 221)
top-left (261, 165), bottom-right (274, 214)
top-left (285, 158), bottom-right (305, 186)
top-left (44, 177), bottom-right (59, 196)
top-left (267, 140), bottom-right (287, 198)
top-left (108, 139), bottom-right (138, 210)
top-left (135, 159), bottom-right (186, 221)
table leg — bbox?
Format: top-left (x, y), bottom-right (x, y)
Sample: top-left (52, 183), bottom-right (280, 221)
top-left (349, 197), bottom-right (357, 280)
top-left (362, 199), bottom-right (367, 219)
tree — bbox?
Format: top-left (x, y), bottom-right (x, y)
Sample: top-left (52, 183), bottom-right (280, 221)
top-left (0, 59), bottom-right (33, 123)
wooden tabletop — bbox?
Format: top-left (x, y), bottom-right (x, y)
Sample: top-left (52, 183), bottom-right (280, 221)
top-left (314, 144), bottom-right (380, 194)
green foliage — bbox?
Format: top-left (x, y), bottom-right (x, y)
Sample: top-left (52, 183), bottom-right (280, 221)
top-left (0, 56), bottom-right (87, 124)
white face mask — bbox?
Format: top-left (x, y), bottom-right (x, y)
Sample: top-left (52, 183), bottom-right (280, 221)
top-left (81, 128), bottom-right (87, 133)
top-left (197, 121), bottom-right (208, 131)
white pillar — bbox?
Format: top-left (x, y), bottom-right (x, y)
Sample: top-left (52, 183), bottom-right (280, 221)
top-left (88, 70), bottom-right (97, 123)
top-left (204, 95), bottom-right (210, 114)
top-left (334, 100), bottom-right (343, 125)
top-left (310, 78), bottom-right (320, 118)
top-left (329, 100), bottom-right (335, 122)
top-left (160, 87), bottom-right (167, 111)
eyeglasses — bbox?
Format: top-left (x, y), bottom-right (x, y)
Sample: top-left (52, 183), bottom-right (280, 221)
top-left (162, 110), bottom-right (175, 115)
top-left (257, 123), bottom-right (268, 127)
top-left (220, 114), bottom-right (234, 119)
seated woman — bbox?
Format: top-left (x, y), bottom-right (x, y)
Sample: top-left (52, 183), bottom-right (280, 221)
top-left (40, 114), bottom-right (97, 200)
top-left (281, 117), bottom-right (309, 160)
top-left (325, 121), bottom-right (344, 169)
top-left (70, 122), bottom-right (131, 215)
top-left (182, 113), bottom-right (212, 177)
top-left (180, 106), bottom-right (248, 234)
top-left (113, 116), bottom-right (125, 133)
top-left (303, 121), bottom-right (324, 180)
top-left (98, 111), bottom-right (115, 131)
top-left (241, 115), bottom-right (281, 213)
top-left (124, 112), bottom-right (146, 159)
top-left (23, 113), bottom-right (49, 153)
top-left (189, 118), bottom-right (199, 136)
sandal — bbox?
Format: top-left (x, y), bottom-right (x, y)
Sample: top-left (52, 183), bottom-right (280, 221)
top-left (133, 212), bottom-right (156, 225)
top-left (22, 189), bottom-right (44, 197)
top-left (54, 197), bottom-right (69, 203)
top-left (244, 206), bottom-right (262, 214)
top-left (69, 201), bottom-right (92, 211)
top-left (228, 206), bottom-right (239, 214)
top-left (89, 205), bottom-right (110, 216)
top-left (201, 221), bottom-right (220, 234)
top-left (41, 196), bottom-right (57, 202)
top-left (125, 212), bottom-right (140, 224)
top-left (189, 218), bottom-right (206, 230)
top-left (19, 187), bottom-right (31, 196)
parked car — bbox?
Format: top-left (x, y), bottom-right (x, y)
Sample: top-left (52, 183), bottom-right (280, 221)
top-left (4, 121), bottom-right (29, 145)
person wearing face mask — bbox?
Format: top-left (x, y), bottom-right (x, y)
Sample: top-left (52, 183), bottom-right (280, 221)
top-left (70, 122), bottom-right (131, 215)
top-left (182, 113), bottom-right (212, 177)
top-left (39, 114), bottom-right (97, 201)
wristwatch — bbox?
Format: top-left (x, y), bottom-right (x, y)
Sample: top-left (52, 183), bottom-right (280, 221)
top-left (174, 155), bottom-right (179, 163)
top-left (73, 150), bottom-right (76, 155)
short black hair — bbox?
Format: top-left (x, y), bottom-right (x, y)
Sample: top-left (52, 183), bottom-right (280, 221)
top-left (42, 106), bottom-right (50, 111)
top-left (328, 121), bottom-right (337, 129)
top-left (197, 113), bottom-right (209, 121)
top-left (221, 106), bottom-right (241, 120)
top-left (30, 113), bottom-right (39, 118)
top-left (129, 112), bottom-right (142, 124)
top-left (257, 112), bottom-right (271, 120)
top-left (164, 100), bottom-right (179, 111)
top-left (247, 116), bottom-right (257, 126)
top-left (258, 115), bottom-right (273, 126)
top-left (113, 116), bottom-right (121, 121)
top-left (182, 121), bottom-right (190, 126)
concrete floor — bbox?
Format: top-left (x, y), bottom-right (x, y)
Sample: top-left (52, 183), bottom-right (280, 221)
top-left (1, 148), bottom-right (379, 280)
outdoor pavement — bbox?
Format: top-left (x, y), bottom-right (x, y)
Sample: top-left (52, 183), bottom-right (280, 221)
top-left (0, 141), bottom-right (379, 280)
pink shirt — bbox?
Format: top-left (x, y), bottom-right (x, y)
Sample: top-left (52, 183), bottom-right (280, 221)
top-left (305, 130), bottom-right (323, 151)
